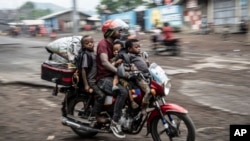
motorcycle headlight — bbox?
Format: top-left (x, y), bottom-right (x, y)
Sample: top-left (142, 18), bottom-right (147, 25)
top-left (163, 80), bottom-right (171, 96)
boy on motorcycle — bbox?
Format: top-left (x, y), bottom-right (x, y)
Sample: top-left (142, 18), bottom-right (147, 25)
top-left (116, 39), bottom-right (151, 115)
top-left (111, 41), bottom-right (139, 109)
top-left (77, 35), bottom-right (107, 123)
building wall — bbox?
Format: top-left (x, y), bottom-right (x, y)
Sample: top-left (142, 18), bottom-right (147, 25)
top-left (57, 12), bottom-right (86, 32)
top-left (207, 0), bottom-right (213, 23)
top-left (144, 5), bottom-right (183, 30)
top-left (180, 0), bottom-right (248, 33)
top-left (240, 0), bottom-right (248, 19)
top-left (209, 0), bottom-right (248, 33)
top-left (183, 0), bottom-right (203, 31)
top-left (103, 0), bottom-right (247, 33)
top-left (57, 12), bottom-right (73, 22)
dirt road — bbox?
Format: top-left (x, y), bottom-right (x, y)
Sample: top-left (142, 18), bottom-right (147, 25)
top-left (0, 32), bottom-right (250, 141)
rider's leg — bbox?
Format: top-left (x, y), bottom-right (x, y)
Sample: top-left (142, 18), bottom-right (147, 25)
top-left (110, 84), bottom-right (128, 138)
top-left (90, 82), bottom-right (107, 123)
top-left (136, 79), bottom-right (151, 115)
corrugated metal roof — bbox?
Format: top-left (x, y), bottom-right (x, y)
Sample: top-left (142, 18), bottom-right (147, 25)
top-left (38, 9), bottom-right (90, 20)
top-left (21, 20), bottom-right (44, 25)
top-left (87, 15), bottom-right (101, 21)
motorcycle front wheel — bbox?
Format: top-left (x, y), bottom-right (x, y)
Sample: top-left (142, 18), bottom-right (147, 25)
top-left (171, 45), bottom-right (181, 56)
top-left (150, 112), bottom-right (195, 141)
top-left (68, 97), bottom-right (98, 138)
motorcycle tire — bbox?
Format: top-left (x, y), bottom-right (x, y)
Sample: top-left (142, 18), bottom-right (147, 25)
top-left (171, 46), bottom-right (181, 56)
top-left (150, 112), bottom-right (195, 141)
top-left (68, 97), bottom-right (98, 138)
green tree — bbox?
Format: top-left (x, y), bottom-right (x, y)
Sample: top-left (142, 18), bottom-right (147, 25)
top-left (97, 0), bottom-right (150, 14)
top-left (19, 1), bottom-right (34, 9)
top-left (17, 1), bottom-right (52, 20)
top-left (30, 9), bottom-right (52, 19)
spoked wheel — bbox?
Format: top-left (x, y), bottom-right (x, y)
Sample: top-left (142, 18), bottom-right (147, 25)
top-left (68, 97), bottom-right (98, 138)
top-left (150, 112), bottom-right (195, 141)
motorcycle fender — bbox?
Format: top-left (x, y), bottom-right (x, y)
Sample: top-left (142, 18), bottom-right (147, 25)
top-left (147, 103), bottom-right (188, 124)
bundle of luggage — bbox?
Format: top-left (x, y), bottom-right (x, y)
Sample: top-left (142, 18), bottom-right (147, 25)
top-left (41, 36), bottom-right (82, 86)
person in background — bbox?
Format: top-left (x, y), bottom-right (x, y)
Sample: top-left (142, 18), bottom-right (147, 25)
top-left (35, 25), bottom-right (40, 37)
top-left (29, 25), bottom-right (36, 37)
top-left (162, 22), bottom-right (178, 46)
top-left (239, 19), bottom-right (248, 34)
top-left (150, 26), bottom-right (162, 49)
top-left (201, 15), bottom-right (208, 34)
top-left (50, 29), bottom-right (57, 40)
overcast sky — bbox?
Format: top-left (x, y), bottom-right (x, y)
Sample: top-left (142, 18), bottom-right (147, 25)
top-left (0, 0), bottom-right (100, 11)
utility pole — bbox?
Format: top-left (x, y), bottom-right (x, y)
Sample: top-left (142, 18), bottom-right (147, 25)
top-left (247, 0), bottom-right (250, 45)
top-left (72, 0), bottom-right (78, 35)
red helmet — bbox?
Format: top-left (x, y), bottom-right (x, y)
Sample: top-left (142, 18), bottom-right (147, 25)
top-left (101, 19), bottom-right (113, 33)
top-left (101, 19), bottom-right (129, 38)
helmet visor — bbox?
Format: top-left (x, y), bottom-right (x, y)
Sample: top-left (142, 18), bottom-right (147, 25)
top-left (111, 19), bottom-right (129, 31)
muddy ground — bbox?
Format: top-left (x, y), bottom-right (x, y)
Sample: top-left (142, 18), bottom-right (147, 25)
top-left (0, 32), bottom-right (250, 141)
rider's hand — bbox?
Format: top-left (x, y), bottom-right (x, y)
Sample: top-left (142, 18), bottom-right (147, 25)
top-left (130, 64), bottom-right (137, 71)
top-left (88, 88), bottom-right (93, 93)
top-left (115, 59), bottom-right (123, 67)
top-left (125, 72), bottom-right (130, 79)
top-left (84, 85), bottom-right (91, 92)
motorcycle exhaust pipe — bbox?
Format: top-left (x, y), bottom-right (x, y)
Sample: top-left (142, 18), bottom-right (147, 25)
top-left (61, 117), bottom-right (108, 133)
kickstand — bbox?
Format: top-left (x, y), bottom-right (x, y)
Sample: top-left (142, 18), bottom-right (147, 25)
top-left (52, 83), bottom-right (58, 96)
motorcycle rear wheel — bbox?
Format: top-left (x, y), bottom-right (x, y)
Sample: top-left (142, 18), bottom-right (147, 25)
top-left (150, 112), bottom-right (195, 141)
top-left (68, 97), bottom-right (98, 137)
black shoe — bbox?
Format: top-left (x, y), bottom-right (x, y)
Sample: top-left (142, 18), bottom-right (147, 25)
top-left (110, 120), bottom-right (125, 138)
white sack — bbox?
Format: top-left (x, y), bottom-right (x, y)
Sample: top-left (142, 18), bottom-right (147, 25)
top-left (45, 36), bottom-right (82, 62)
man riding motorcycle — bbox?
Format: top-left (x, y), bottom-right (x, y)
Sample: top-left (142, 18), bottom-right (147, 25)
top-left (96, 19), bottom-right (129, 138)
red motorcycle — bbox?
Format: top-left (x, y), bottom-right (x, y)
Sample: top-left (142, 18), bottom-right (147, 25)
top-left (44, 61), bottom-right (195, 141)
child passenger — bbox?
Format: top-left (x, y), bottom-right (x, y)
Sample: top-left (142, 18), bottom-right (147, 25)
top-left (78, 35), bottom-right (107, 123)
top-left (125, 39), bottom-right (151, 114)
top-left (111, 41), bottom-right (139, 109)
top-left (110, 41), bottom-right (123, 66)
top-left (113, 39), bottom-right (151, 113)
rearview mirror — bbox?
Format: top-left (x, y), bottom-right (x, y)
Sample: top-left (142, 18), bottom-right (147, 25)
top-left (142, 51), bottom-right (149, 59)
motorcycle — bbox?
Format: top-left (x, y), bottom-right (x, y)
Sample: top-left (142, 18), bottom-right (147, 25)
top-left (150, 30), bottom-right (181, 56)
top-left (47, 58), bottom-right (196, 141)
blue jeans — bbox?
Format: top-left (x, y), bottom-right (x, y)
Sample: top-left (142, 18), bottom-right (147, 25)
top-left (97, 77), bottom-right (128, 122)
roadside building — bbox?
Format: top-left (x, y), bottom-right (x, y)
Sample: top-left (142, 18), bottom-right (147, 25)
top-left (38, 9), bottom-right (93, 33)
top-left (164, 0), bottom-right (248, 33)
top-left (207, 0), bottom-right (248, 33)
top-left (0, 10), bottom-right (18, 34)
top-left (105, 0), bottom-right (248, 33)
